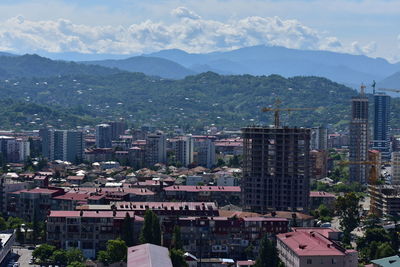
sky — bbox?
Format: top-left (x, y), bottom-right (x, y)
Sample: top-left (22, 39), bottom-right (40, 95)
top-left (0, 0), bottom-right (399, 62)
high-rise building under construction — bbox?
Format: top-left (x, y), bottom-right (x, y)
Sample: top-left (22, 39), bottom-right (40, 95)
top-left (242, 126), bottom-right (310, 213)
top-left (349, 86), bottom-right (369, 183)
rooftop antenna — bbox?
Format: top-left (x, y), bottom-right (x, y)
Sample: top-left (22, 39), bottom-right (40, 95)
top-left (372, 80), bottom-right (376, 94)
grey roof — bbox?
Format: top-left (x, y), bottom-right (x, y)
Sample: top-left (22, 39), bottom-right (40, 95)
top-left (371, 255), bottom-right (400, 267)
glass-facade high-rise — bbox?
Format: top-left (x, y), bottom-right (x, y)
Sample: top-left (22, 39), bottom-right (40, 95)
top-left (373, 93), bottom-right (391, 160)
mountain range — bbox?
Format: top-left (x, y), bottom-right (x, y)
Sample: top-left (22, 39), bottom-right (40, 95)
top-left (1, 46), bottom-right (400, 93)
top-left (81, 56), bottom-right (195, 79)
top-left (0, 54), bottom-right (123, 79)
top-left (147, 46), bottom-right (400, 91)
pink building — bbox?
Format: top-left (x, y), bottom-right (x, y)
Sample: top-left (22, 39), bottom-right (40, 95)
top-left (277, 228), bottom-right (358, 267)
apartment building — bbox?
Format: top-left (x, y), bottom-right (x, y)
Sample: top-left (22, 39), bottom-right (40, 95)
top-left (277, 228), bottom-right (357, 267)
top-left (47, 210), bottom-right (143, 259)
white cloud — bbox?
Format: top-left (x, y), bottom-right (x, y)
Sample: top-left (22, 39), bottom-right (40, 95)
top-left (351, 41), bottom-right (377, 55)
top-left (0, 8), bottom-right (380, 57)
top-left (171, 7), bottom-right (201, 20)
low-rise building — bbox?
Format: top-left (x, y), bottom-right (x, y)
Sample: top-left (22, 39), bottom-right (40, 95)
top-left (0, 230), bottom-right (16, 265)
top-left (7, 187), bottom-right (65, 221)
top-left (84, 148), bottom-right (113, 163)
top-left (163, 185), bottom-right (241, 205)
top-left (76, 202), bottom-right (219, 221)
top-left (369, 184), bottom-right (400, 217)
top-left (265, 211), bottom-right (314, 227)
top-left (66, 176), bottom-right (86, 186)
top-left (309, 191), bottom-right (336, 210)
top-left (47, 210), bottom-right (143, 259)
top-left (310, 150), bottom-right (328, 181)
top-left (0, 177), bottom-right (30, 214)
top-left (277, 228), bottom-right (357, 267)
top-left (163, 216), bottom-right (288, 260)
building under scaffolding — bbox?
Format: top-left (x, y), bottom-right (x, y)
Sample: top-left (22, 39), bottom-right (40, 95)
top-left (349, 88), bottom-right (369, 183)
top-left (241, 126), bottom-right (310, 213)
top-left (369, 184), bottom-right (400, 217)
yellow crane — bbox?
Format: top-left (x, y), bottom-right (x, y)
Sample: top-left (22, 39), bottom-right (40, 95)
top-left (261, 99), bottom-right (316, 128)
top-left (378, 88), bottom-right (400, 94)
top-left (338, 160), bottom-right (400, 215)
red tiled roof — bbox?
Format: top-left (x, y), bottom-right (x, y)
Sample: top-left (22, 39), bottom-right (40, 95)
top-left (114, 202), bottom-right (217, 211)
top-left (11, 187), bottom-right (63, 195)
top-left (292, 227), bottom-right (340, 239)
top-left (52, 193), bottom-right (90, 201)
top-left (48, 210), bottom-right (142, 220)
top-left (277, 229), bottom-right (350, 257)
top-left (237, 260), bottom-right (255, 266)
top-left (67, 176), bottom-right (85, 181)
top-left (214, 142), bottom-right (243, 147)
top-left (67, 187), bottom-right (155, 196)
top-left (88, 194), bottom-right (105, 200)
top-left (164, 185), bottom-right (241, 192)
top-left (34, 176), bottom-right (48, 180)
top-left (37, 172), bottom-right (52, 176)
top-left (243, 217), bottom-right (288, 222)
top-left (265, 211), bottom-right (314, 220)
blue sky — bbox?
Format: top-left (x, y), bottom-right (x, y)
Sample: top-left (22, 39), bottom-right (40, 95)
top-left (0, 0), bottom-right (398, 62)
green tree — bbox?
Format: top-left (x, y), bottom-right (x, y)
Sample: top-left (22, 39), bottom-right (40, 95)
top-left (171, 226), bottom-right (183, 250)
top-left (66, 247), bottom-right (84, 264)
top-left (32, 211), bottom-right (41, 244)
top-left (67, 262), bottom-right (86, 267)
top-left (376, 242), bottom-right (396, 259)
top-left (368, 241), bottom-right (380, 261)
top-left (121, 212), bottom-right (135, 246)
top-left (0, 217), bottom-right (7, 230)
top-left (335, 192), bottom-right (362, 244)
top-left (7, 217), bottom-right (24, 229)
top-left (152, 212), bottom-right (161, 246)
top-left (97, 250), bottom-right (110, 265)
top-left (97, 239), bottom-right (127, 264)
top-left (16, 227), bottom-right (24, 244)
top-left (216, 158), bottom-right (226, 167)
top-left (32, 244), bottom-right (56, 263)
top-left (139, 210), bottom-right (154, 244)
top-left (170, 248), bottom-right (188, 267)
top-left (228, 155), bottom-right (240, 167)
top-left (255, 235), bottom-right (279, 267)
top-left (244, 244), bottom-right (254, 259)
top-left (139, 210), bottom-right (161, 245)
top-left (51, 250), bottom-right (68, 265)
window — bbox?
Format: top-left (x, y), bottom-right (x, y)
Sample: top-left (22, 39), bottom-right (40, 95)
top-left (307, 259), bottom-right (312, 264)
top-left (332, 258), bottom-right (337, 264)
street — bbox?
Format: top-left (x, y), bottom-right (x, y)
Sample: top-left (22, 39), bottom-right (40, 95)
top-left (10, 247), bottom-right (38, 267)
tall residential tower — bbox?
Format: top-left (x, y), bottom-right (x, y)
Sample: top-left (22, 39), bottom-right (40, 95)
top-left (349, 85), bottom-right (369, 183)
top-left (242, 126), bottom-right (310, 213)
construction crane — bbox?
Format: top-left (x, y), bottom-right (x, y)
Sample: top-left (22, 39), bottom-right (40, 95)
top-left (338, 160), bottom-right (400, 215)
top-left (378, 88), bottom-right (400, 94)
top-left (338, 160), bottom-right (383, 184)
top-left (261, 99), bottom-right (316, 128)
top-left (372, 80), bottom-right (376, 94)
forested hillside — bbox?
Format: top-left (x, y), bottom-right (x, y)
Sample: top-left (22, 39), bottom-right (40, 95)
top-left (1, 71), bottom-right (392, 131)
